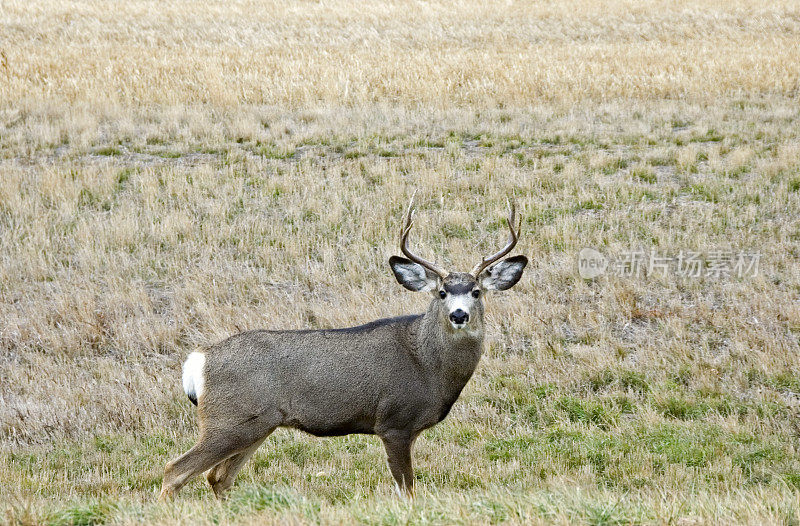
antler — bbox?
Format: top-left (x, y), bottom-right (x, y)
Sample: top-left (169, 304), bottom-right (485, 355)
top-left (470, 199), bottom-right (522, 277)
top-left (400, 196), bottom-right (447, 279)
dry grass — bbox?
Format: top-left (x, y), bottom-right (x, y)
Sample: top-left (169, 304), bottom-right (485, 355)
top-left (2, 0), bottom-right (800, 524)
top-left (3, 0), bottom-right (800, 109)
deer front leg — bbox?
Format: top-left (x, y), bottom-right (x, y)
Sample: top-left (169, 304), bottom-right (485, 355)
top-left (380, 431), bottom-right (415, 497)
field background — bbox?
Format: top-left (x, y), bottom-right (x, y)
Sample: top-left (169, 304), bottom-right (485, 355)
top-left (2, 0), bottom-right (800, 524)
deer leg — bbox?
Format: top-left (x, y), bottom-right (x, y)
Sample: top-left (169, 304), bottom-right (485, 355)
top-left (160, 415), bottom-right (277, 500)
top-left (206, 435), bottom-right (268, 499)
top-left (380, 431), bottom-right (415, 498)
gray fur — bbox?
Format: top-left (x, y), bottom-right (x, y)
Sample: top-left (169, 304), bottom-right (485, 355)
top-left (159, 259), bottom-right (526, 500)
top-left (480, 255), bottom-right (527, 291)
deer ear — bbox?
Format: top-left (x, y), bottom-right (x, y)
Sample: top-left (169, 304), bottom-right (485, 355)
top-left (480, 255), bottom-right (528, 291)
top-left (389, 256), bottom-right (439, 292)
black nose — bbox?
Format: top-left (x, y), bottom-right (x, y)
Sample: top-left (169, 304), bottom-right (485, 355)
top-left (449, 309), bottom-right (469, 324)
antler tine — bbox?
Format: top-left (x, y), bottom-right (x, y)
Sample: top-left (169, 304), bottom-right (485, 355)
top-left (470, 199), bottom-right (522, 277)
top-left (400, 196), bottom-right (447, 279)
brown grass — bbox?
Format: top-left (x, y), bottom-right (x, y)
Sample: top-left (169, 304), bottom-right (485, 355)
top-left (3, 0), bottom-right (800, 109)
top-left (2, 0), bottom-right (800, 524)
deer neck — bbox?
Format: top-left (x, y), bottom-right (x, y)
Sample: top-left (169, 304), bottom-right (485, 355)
top-left (415, 299), bottom-right (485, 401)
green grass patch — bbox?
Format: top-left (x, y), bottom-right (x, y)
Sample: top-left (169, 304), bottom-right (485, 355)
top-left (156, 150), bottom-right (182, 158)
top-left (256, 145), bottom-right (296, 159)
top-left (555, 396), bottom-right (619, 429)
top-left (95, 146), bottom-right (121, 156)
top-left (588, 369), bottom-right (650, 395)
top-left (690, 129), bottom-right (725, 143)
top-left (48, 500), bottom-right (116, 526)
top-left (631, 166), bottom-right (657, 184)
top-left (654, 395), bottom-right (711, 420)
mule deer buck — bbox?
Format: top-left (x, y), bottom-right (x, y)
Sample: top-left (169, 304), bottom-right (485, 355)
top-left (159, 199), bottom-right (527, 499)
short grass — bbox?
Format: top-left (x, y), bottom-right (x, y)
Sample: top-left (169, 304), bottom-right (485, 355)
top-left (2, 0), bottom-right (800, 525)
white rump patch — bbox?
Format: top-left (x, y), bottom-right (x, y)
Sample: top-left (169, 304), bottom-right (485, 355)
top-left (182, 352), bottom-right (206, 402)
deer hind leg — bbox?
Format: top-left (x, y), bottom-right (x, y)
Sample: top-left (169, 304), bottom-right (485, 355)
top-left (159, 415), bottom-right (279, 500)
top-left (206, 435), bottom-right (269, 499)
top-left (159, 431), bottom-right (244, 500)
top-left (380, 431), bottom-right (416, 498)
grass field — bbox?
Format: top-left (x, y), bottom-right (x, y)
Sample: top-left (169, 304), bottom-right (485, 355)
top-left (2, 0), bottom-right (800, 524)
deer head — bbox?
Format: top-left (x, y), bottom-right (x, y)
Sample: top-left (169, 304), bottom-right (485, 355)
top-left (389, 198), bottom-right (528, 332)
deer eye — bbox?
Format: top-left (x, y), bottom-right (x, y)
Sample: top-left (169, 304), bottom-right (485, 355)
top-left (472, 289), bottom-right (481, 298)
top-left (439, 290), bottom-right (447, 299)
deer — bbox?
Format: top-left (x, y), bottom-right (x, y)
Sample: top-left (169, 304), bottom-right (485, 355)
top-left (159, 198), bottom-right (527, 500)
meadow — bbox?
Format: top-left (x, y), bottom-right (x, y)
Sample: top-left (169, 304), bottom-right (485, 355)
top-left (2, 0), bottom-right (800, 524)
